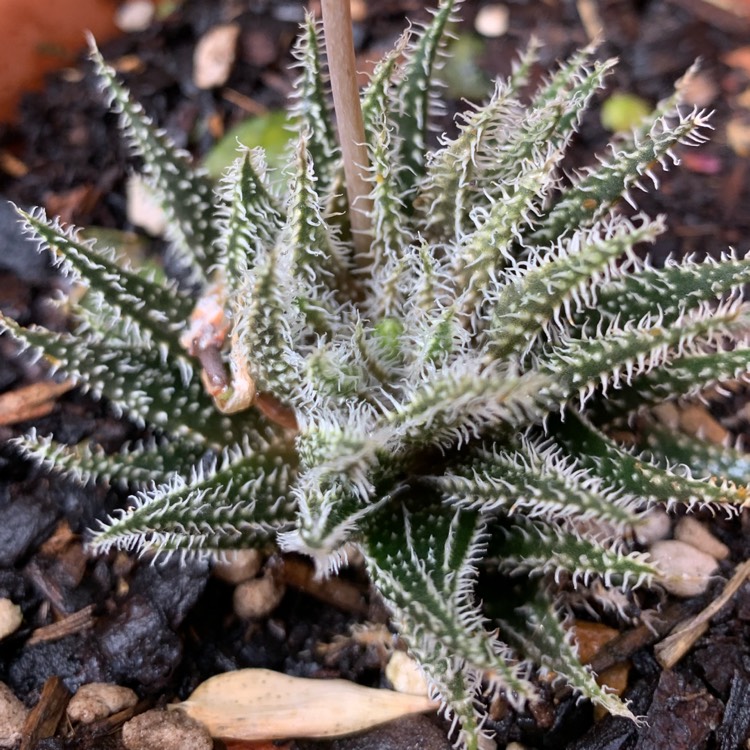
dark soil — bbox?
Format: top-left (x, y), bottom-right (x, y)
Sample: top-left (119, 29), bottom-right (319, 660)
top-left (1, 1), bottom-right (750, 748)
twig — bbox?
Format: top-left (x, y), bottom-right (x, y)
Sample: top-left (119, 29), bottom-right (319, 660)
top-left (654, 559), bottom-right (750, 669)
top-left (320, 0), bottom-right (373, 260)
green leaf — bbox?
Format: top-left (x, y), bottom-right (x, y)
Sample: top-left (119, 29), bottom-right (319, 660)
top-left (215, 147), bottom-right (285, 299)
top-left (432, 436), bottom-right (639, 527)
top-left (601, 92), bottom-right (652, 133)
top-left (489, 216), bottom-right (664, 361)
top-left (203, 111), bottom-right (291, 182)
top-left (91, 441), bottom-right (296, 556)
top-left (498, 590), bottom-right (635, 718)
top-left (229, 245), bottom-right (301, 401)
top-left (554, 411), bottom-right (750, 511)
top-left (0, 313), bottom-right (232, 445)
top-left (492, 518), bottom-right (656, 588)
top-left (89, 40), bottom-right (218, 281)
top-left (637, 425), bottom-right (750, 486)
top-left (535, 106), bottom-right (712, 243)
top-left (362, 500), bottom-right (536, 739)
top-left (537, 303), bottom-right (750, 409)
top-left (12, 430), bottom-right (204, 486)
top-left (597, 347), bottom-right (750, 417)
top-left (579, 253), bottom-right (750, 332)
top-left (18, 206), bottom-right (192, 356)
top-left (381, 360), bottom-right (549, 450)
top-left (394, 0), bottom-right (458, 195)
top-left (288, 13), bottom-right (339, 194)
top-left (451, 153), bottom-right (558, 321)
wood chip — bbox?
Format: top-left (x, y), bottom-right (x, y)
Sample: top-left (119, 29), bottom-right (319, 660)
top-left (588, 598), bottom-right (706, 675)
top-left (727, 115), bottom-right (750, 158)
top-left (19, 676), bottom-right (70, 750)
top-left (0, 380), bottom-right (74, 427)
top-left (27, 605), bottom-right (95, 646)
top-left (280, 557), bottom-right (368, 616)
top-left (222, 88), bottom-right (269, 116)
top-left (666, 0), bottom-right (750, 32)
top-left (0, 150), bottom-right (28, 178)
top-left (655, 559), bottom-right (750, 669)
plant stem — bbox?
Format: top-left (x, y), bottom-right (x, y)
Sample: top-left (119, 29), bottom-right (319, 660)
top-left (320, 0), bottom-right (372, 260)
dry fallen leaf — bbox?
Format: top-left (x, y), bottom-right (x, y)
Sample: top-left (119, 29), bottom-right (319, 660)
top-left (175, 669), bottom-right (438, 740)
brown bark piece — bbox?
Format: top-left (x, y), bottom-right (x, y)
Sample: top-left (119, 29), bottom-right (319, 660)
top-left (0, 380), bottom-right (74, 426)
top-left (27, 604), bottom-right (95, 646)
top-left (280, 557), bottom-right (369, 616)
top-left (19, 676), bottom-right (71, 750)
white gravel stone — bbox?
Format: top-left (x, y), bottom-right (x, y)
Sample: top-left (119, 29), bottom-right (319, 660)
top-left (193, 24), bottom-right (240, 89)
top-left (126, 175), bottom-right (167, 236)
top-left (674, 516), bottom-right (730, 561)
top-left (649, 539), bottom-right (720, 597)
top-left (122, 708), bottom-right (212, 750)
top-left (386, 651), bottom-right (430, 697)
top-left (115, 0), bottom-right (155, 33)
top-left (233, 572), bottom-right (285, 620)
top-left (0, 682), bottom-right (27, 749)
top-left (212, 549), bottom-right (263, 585)
top-left (0, 600), bottom-right (22, 641)
top-left (474, 4), bottom-right (509, 37)
top-left (633, 509), bottom-right (671, 545)
top-left (67, 683), bottom-right (138, 724)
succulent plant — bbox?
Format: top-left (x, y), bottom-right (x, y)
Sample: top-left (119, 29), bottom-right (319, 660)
top-left (4, 1), bottom-right (750, 746)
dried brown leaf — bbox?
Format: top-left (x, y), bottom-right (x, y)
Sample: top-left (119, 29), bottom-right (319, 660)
top-left (175, 669), bottom-right (438, 740)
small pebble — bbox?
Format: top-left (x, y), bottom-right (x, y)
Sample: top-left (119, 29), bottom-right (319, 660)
top-left (633, 509), bottom-right (671, 545)
top-left (121, 708), bottom-right (212, 750)
top-left (474, 4), bottom-right (509, 37)
top-left (115, 0), bottom-right (155, 33)
top-left (674, 517), bottom-right (730, 561)
top-left (193, 24), bottom-right (240, 90)
top-left (233, 572), bottom-right (285, 620)
top-left (213, 549), bottom-right (262, 585)
top-left (67, 683), bottom-right (138, 724)
top-left (0, 599), bottom-right (22, 641)
top-left (349, 0), bottom-right (367, 22)
top-left (385, 651), bottom-right (429, 697)
top-left (126, 175), bottom-right (167, 236)
top-left (649, 539), bottom-right (719, 597)
top-left (0, 682), bottom-right (27, 749)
